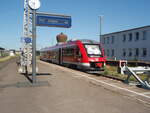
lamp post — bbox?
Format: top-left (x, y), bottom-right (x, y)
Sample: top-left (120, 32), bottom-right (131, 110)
top-left (28, 0), bottom-right (41, 84)
top-left (99, 15), bottom-right (103, 43)
top-left (32, 9), bottom-right (36, 83)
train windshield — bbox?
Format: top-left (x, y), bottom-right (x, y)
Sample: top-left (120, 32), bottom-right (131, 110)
top-left (84, 44), bottom-right (102, 57)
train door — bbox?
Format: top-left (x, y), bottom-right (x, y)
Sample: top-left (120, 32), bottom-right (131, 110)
top-left (59, 48), bottom-right (62, 65)
top-left (75, 46), bottom-right (82, 62)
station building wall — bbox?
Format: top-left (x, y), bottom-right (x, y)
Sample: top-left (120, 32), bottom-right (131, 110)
top-left (101, 26), bottom-right (150, 61)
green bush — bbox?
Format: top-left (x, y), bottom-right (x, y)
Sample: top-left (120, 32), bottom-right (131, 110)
top-left (103, 70), bottom-right (109, 75)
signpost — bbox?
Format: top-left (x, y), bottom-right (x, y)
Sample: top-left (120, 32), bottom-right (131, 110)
top-left (28, 0), bottom-right (41, 84)
top-left (26, 0), bottom-right (72, 84)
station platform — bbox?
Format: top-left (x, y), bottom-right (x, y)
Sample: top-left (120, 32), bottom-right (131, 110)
top-left (0, 59), bottom-right (149, 113)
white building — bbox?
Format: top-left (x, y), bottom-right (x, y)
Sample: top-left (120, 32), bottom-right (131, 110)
top-left (0, 47), bottom-right (5, 57)
top-left (9, 50), bottom-right (15, 56)
top-left (101, 26), bottom-right (150, 61)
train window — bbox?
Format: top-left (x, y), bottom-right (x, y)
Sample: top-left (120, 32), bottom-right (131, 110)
top-left (76, 47), bottom-right (80, 55)
top-left (84, 44), bottom-right (102, 57)
top-left (76, 47), bottom-right (82, 57)
top-left (63, 47), bottom-right (74, 56)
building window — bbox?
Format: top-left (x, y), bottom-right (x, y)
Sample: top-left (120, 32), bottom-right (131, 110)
top-left (103, 38), bottom-right (105, 44)
top-left (123, 49), bottom-right (126, 57)
top-left (111, 36), bottom-right (114, 44)
top-left (107, 37), bottom-right (109, 44)
top-left (142, 48), bottom-right (147, 57)
top-left (135, 48), bottom-right (139, 57)
top-left (107, 49), bottom-right (109, 56)
top-left (135, 32), bottom-right (139, 41)
top-left (129, 33), bottom-right (132, 41)
top-left (143, 30), bottom-right (147, 40)
top-left (111, 49), bottom-right (114, 57)
top-left (123, 34), bottom-right (126, 42)
top-left (128, 48), bottom-right (132, 57)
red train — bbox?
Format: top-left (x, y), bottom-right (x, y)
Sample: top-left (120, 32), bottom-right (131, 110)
top-left (40, 39), bottom-right (106, 71)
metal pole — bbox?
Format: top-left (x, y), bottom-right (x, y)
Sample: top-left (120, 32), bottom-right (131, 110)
top-left (99, 16), bottom-right (102, 43)
top-left (32, 9), bottom-right (36, 84)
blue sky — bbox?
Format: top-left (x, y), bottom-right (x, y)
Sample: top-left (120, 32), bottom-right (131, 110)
top-left (0, 0), bottom-right (149, 50)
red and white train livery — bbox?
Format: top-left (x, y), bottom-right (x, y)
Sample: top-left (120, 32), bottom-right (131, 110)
top-left (40, 39), bottom-right (106, 71)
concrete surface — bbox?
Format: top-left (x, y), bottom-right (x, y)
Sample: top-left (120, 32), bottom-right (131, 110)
top-left (0, 59), bottom-right (149, 113)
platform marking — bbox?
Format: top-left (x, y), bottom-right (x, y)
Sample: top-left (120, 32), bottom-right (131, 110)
top-left (142, 92), bottom-right (150, 95)
top-left (40, 61), bottom-right (150, 100)
top-left (72, 72), bottom-right (150, 99)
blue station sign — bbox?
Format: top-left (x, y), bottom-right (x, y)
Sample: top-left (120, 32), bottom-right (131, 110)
top-left (36, 13), bottom-right (71, 28)
top-left (25, 37), bottom-right (32, 43)
top-left (21, 37), bottom-right (32, 43)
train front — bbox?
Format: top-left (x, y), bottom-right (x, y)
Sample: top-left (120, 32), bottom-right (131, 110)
top-left (78, 40), bottom-right (106, 72)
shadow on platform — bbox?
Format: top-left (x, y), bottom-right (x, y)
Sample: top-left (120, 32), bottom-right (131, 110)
top-left (0, 81), bottom-right (50, 88)
top-left (22, 72), bottom-right (52, 83)
top-left (27, 73), bottom-right (52, 76)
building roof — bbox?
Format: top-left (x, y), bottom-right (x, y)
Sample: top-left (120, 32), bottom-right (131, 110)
top-left (0, 47), bottom-right (5, 50)
top-left (102, 25), bottom-right (150, 36)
